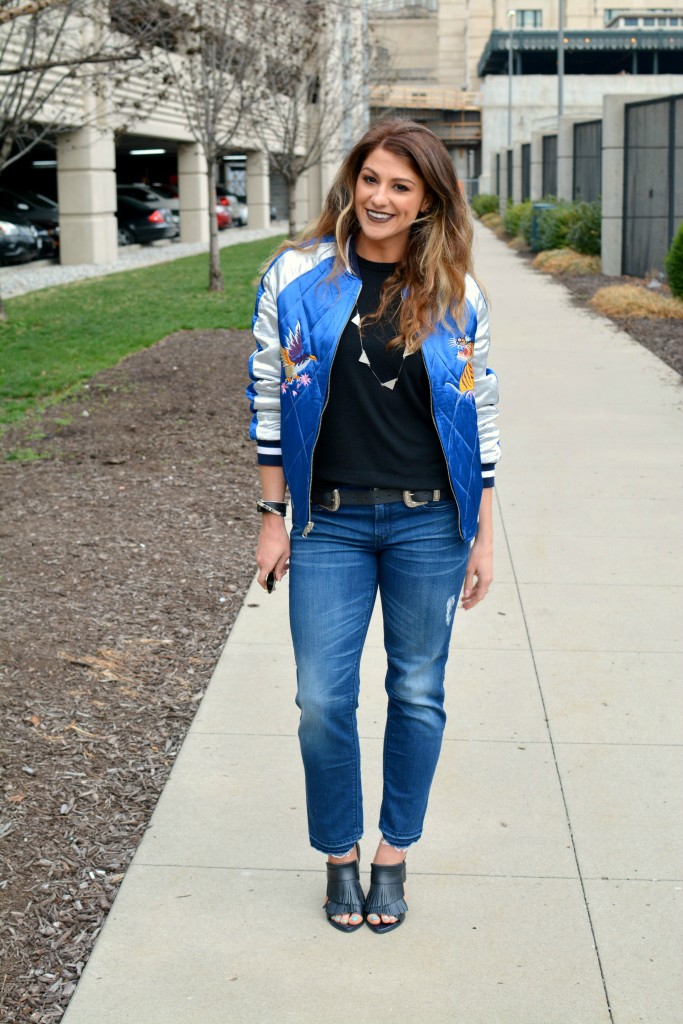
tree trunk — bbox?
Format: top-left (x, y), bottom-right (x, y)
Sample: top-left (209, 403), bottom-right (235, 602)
top-left (207, 159), bottom-right (223, 293)
top-left (287, 176), bottom-right (298, 239)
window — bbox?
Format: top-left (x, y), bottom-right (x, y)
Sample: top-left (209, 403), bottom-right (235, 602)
top-left (516, 9), bottom-right (542, 27)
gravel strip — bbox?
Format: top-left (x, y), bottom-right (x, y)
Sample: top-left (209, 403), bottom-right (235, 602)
top-left (0, 223), bottom-right (287, 299)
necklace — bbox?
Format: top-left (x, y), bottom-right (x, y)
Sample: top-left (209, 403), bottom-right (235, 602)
top-left (352, 307), bottom-right (407, 391)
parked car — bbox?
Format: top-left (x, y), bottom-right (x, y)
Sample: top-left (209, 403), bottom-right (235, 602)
top-left (116, 194), bottom-right (177, 246)
top-left (0, 187), bottom-right (60, 258)
top-left (146, 182), bottom-right (232, 230)
top-left (215, 202), bottom-right (232, 230)
top-left (0, 217), bottom-right (41, 265)
top-left (216, 186), bottom-right (247, 226)
top-left (117, 184), bottom-right (180, 235)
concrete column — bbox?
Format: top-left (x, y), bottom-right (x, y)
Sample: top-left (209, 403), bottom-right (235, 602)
top-left (512, 143), bottom-right (523, 204)
top-left (601, 93), bottom-right (654, 276)
top-left (293, 171), bottom-right (309, 233)
top-left (247, 150), bottom-right (270, 229)
top-left (57, 127), bottom-right (117, 265)
top-left (499, 149), bottom-right (510, 214)
top-left (178, 143), bottom-right (209, 244)
top-left (557, 116), bottom-right (575, 201)
top-left (530, 131), bottom-right (543, 201)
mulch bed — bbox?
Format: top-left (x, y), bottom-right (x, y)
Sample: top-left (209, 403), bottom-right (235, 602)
top-left (1, 249), bottom-right (680, 1022)
top-left (0, 330), bottom-right (260, 1022)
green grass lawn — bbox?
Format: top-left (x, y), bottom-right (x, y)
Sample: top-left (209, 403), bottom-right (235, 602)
top-left (0, 236), bottom-right (284, 425)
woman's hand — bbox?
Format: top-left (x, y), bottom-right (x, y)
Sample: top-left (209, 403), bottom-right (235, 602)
top-left (461, 487), bottom-right (494, 610)
top-left (461, 534), bottom-right (493, 610)
top-left (255, 514), bottom-right (290, 591)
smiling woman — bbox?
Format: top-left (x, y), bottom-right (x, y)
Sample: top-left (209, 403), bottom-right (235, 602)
top-left (247, 118), bottom-right (500, 934)
top-left (354, 148), bottom-right (428, 262)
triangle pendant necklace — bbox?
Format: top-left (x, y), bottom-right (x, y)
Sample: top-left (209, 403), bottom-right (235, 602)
top-left (353, 307), bottom-right (403, 391)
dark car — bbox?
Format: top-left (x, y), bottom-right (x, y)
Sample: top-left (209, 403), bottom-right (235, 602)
top-left (0, 216), bottom-right (41, 265)
top-left (0, 187), bottom-right (60, 258)
top-left (116, 194), bottom-right (177, 246)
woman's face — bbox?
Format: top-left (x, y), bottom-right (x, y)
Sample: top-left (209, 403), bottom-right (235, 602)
top-left (354, 146), bottom-right (429, 262)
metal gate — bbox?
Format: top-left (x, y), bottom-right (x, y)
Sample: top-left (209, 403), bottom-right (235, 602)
top-left (573, 120), bottom-right (602, 201)
top-left (521, 143), bottom-right (531, 201)
top-left (542, 134), bottom-right (557, 198)
top-left (506, 148), bottom-right (513, 201)
top-left (623, 93), bottom-right (683, 276)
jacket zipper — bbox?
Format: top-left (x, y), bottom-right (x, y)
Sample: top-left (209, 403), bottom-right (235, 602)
top-left (302, 280), bottom-right (362, 537)
top-left (421, 349), bottom-right (464, 541)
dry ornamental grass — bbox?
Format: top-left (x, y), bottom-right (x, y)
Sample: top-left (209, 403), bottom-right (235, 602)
top-left (533, 250), bottom-right (602, 276)
top-left (590, 283), bottom-right (683, 320)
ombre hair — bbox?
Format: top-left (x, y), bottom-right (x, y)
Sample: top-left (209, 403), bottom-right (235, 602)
top-left (270, 118), bottom-right (476, 353)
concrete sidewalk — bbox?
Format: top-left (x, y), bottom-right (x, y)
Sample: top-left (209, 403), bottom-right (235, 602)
top-left (62, 225), bottom-right (683, 1024)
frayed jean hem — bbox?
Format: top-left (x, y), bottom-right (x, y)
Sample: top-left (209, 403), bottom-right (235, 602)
top-left (310, 834), bottom-right (363, 858)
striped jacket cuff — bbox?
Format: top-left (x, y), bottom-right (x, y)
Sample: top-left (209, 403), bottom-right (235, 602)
top-left (481, 462), bottom-right (496, 489)
top-left (256, 439), bottom-right (283, 466)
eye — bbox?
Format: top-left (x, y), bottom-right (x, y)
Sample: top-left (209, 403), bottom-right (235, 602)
top-left (362, 175), bottom-right (377, 184)
top-left (393, 184), bottom-right (409, 192)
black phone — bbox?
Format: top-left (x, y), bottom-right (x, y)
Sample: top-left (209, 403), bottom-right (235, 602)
top-left (266, 570), bottom-right (276, 594)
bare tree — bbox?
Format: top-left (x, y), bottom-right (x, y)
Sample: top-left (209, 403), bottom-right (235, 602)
top-left (247, 0), bottom-right (389, 237)
top-left (0, 0), bottom-right (155, 174)
top-left (155, 0), bottom-right (265, 292)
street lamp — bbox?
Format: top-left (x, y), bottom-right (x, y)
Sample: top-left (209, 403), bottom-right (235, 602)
top-left (507, 9), bottom-right (516, 148)
top-left (558, 0), bottom-right (565, 117)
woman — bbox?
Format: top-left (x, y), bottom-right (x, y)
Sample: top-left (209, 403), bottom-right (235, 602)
top-left (247, 118), bottom-right (500, 933)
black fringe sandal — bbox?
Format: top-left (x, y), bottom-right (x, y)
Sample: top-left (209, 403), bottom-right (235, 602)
top-left (324, 843), bottom-right (365, 933)
top-left (364, 861), bottom-right (408, 934)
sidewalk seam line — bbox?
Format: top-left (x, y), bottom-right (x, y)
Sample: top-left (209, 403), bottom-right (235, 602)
top-left (496, 487), bottom-right (616, 1023)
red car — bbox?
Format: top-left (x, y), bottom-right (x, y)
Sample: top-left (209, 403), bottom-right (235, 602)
top-left (216, 202), bottom-right (232, 230)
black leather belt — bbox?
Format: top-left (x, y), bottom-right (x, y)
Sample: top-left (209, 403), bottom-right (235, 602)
top-left (311, 487), bottom-right (445, 511)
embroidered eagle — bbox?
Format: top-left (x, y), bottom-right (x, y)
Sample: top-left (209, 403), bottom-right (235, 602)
top-left (280, 322), bottom-right (317, 382)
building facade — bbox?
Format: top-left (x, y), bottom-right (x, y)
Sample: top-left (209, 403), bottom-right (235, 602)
top-left (369, 0), bottom-right (683, 194)
top-left (0, 1), bottom-right (368, 265)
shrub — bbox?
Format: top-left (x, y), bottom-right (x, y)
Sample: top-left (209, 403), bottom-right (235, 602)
top-left (665, 221), bottom-right (683, 299)
top-left (471, 193), bottom-right (499, 218)
top-left (519, 204), bottom-right (534, 244)
top-left (566, 200), bottom-right (602, 256)
top-left (503, 200), bottom-right (532, 238)
top-left (535, 201), bottom-right (579, 251)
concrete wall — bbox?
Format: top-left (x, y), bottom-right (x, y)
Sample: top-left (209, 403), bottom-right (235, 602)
top-left (479, 73), bottom-right (683, 193)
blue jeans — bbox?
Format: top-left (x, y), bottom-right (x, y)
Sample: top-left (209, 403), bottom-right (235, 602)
top-left (289, 498), bottom-right (470, 857)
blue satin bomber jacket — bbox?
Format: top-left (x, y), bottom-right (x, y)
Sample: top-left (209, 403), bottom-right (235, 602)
top-left (247, 239), bottom-right (501, 541)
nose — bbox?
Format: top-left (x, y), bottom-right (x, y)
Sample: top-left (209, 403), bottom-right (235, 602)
top-left (372, 184), bottom-right (390, 207)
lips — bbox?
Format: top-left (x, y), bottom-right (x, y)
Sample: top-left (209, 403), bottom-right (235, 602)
top-left (366, 210), bottom-right (393, 222)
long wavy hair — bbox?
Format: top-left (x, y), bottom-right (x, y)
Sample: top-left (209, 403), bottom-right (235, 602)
top-left (270, 118), bottom-right (475, 353)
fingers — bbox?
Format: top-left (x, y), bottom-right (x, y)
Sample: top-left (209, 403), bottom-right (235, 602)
top-left (256, 556), bottom-right (290, 590)
top-left (461, 569), bottom-right (493, 610)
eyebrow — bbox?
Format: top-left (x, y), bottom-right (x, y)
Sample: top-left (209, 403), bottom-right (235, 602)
top-left (361, 165), bottom-right (417, 185)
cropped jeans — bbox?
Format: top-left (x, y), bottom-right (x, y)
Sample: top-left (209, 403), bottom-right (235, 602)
top-left (288, 498), bottom-right (470, 857)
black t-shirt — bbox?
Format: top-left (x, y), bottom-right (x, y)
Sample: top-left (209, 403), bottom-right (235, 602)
top-left (313, 254), bottom-right (451, 491)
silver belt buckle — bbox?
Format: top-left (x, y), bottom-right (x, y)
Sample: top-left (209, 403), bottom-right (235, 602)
top-left (319, 488), bottom-right (341, 511)
top-left (403, 488), bottom-right (439, 508)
